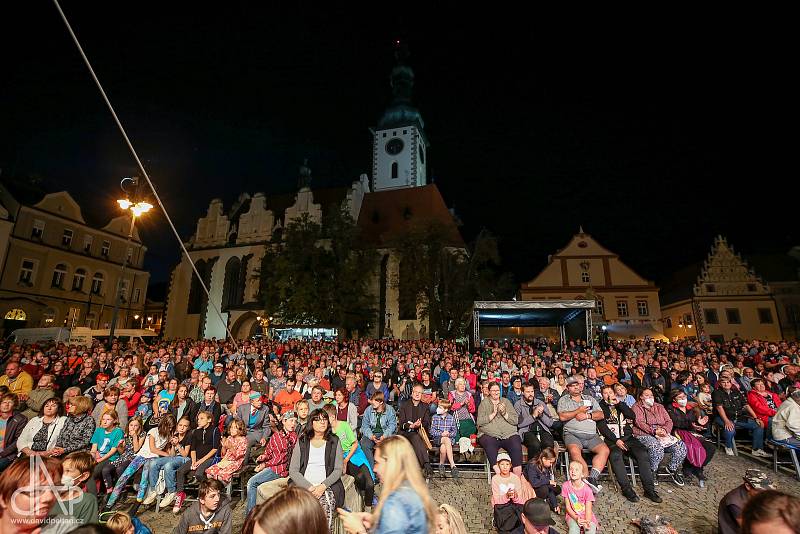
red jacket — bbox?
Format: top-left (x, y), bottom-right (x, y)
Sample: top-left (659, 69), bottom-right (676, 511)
top-left (747, 389), bottom-right (781, 427)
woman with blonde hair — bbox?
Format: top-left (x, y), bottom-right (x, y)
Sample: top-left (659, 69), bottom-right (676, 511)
top-left (436, 503), bottom-right (468, 534)
top-left (339, 435), bottom-right (436, 534)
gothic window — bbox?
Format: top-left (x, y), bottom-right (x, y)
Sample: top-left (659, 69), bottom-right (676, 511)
top-left (725, 308), bottom-right (741, 324)
top-left (420, 146), bottom-right (425, 164)
top-left (91, 272), bottom-right (104, 295)
top-left (72, 268), bottom-right (86, 291)
top-left (665, 317), bottom-right (672, 329)
top-left (757, 308), bottom-right (773, 324)
top-left (636, 300), bottom-right (649, 317)
top-left (704, 308), bottom-right (719, 324)
top-left (222, 256), bottom-right (244, 310)
top-left (51, 263), bottom-right (67, 289)
top-left (391, 162), bottom-right (398, 179)
top-left (398, 259), bottom-right (417, 320)
top-left (188, 259), bottom-right (207, 314)
top-left (616, 300), bottom-right (629, 317)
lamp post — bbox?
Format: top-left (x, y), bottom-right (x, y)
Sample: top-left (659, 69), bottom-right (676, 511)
top-left (108, 177), bottom-right (152, 348)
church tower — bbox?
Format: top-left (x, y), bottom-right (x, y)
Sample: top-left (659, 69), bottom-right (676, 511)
top-left (372, 41), bottom-right (428, 192)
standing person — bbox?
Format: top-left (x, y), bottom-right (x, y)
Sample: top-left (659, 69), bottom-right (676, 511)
top-left (172, 478), bottom-right (231, 534)
top-left (561, 461), bottom-right (598, 534)
top-left (718, 469), bottom-right (776, 534)
top-left (339, 435), bottom-right (437, 534)
top-left (288, 408), bottom-right (345, 531)
top-left (397, 384), bottom-right (432, 475)
top-left (0, 394), bottom-right (28, 471)
top-left (246, 411), bottom-right (298, 513)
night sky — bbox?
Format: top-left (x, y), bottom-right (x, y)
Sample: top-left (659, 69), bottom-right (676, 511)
top-left (2, 4), bottom-right (796, 287)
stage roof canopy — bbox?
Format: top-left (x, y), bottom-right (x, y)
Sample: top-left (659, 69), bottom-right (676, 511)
top-left (473, 300), bottom-right (594, 327)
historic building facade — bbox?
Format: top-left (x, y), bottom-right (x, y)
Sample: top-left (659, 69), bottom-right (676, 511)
top-left (660, 236), bottom-right (782, 342)
top-left (0, 185), bottom-right (149, 336)
top-left (164, 47), bottom-right (462, 341)
top-left (520, 229), bottom-right (664, 339)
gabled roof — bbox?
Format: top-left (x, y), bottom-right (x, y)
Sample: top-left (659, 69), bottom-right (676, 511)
top-left (356, 184), bottom-right (463, 247)
top-left (551, 228), bottom-right (617, 258)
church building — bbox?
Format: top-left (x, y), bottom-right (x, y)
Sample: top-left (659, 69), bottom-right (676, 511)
top-left (163, 46), bottom-right (462, 340)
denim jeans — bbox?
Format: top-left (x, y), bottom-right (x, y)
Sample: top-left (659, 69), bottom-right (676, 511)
top-left (716, 417), bottom-right (764, 450)
top-left (147, 456), bottom-right (189, 493)
top-left (246, 468), bottom-right (281, 513)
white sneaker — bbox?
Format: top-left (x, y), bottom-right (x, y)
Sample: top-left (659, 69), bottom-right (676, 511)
top-left (725, 447), bottom-right (735, 456)
top-left (752, 449), bottom-right (770, 458)
top-left (142, 489), bottom-right (159, 505)
top-left (159, 492), bottom-right (176, 508)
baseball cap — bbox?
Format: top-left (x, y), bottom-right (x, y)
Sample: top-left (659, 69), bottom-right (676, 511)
top-left (522, 498), bottom-right (555, 526)
top-left (496, 452), bottom-right (512, 464)
top-left (566, 376), bottom-right (581, 386)
top-left (743, 469), bottom-right (776, 490)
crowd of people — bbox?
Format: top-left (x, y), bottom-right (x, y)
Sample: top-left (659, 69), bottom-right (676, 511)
top-left (0, 334), bottom-right (798, 533)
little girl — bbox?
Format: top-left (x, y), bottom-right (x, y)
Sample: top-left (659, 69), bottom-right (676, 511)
top-left (562, 461), bottom-right (598, 534)
top-left (102, 417), bottom-right (146, 497)
top-left (89, 410), bottom-right (125, 495)
top-left (696, 383), bottom-right (713, 412)
top-left (491, 452), bottom-right (526, 533)
top-left (205, 418), bottom-right (248, 485)
top-left (525, 447), bottom-right (560, 512)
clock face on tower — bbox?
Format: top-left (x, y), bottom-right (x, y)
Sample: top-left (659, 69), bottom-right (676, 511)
top-left (385, 137), bottom-right (404, 155)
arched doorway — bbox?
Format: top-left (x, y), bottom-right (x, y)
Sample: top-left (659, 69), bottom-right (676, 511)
top-left (231, 312), bottom-right (259, 340)
top-left (3, 308), bottom-right (28, 335)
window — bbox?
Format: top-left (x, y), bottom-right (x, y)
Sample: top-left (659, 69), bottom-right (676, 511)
top-left (4, 308), bottom-right (26, 321)
top-left (382, 132), bottom-right (386, 138)
top-left (704, 308), bottom-right (719, 324)
top-left (133, 287), bottom-right (141, 304)
top-left (420, 146), bottom-right (425, 164)
top-left (616, 300), bottom-right (629, 317)
top-left (51, 263), bottom-right (67, 289)
top-left (83, 235), bottom-right (93, 253)
top-left (637, 300), bottom-right (649, 316)
top-left (72, 268), bottom-right (86, 291)
top-left (595, 299), bottom-right (604, 316)
top-left (85, 312), bottom-right (96, 329)
top-left (101, 240), bottom-right (110, 256)
top-left (758, 308), bottom-right (774, 324)
top-left (747, 284), bottom-right (757, 292)
top-left (31, 219), bottom-right (45, 239)
top-left (62, 229), bottom-right (73, 247)
top-left (91, 272), bottom-right (104, 295)
top-left (391, 162), bottom-right (398, 179)
top-left (19, 260), bottom-right (35, 284)
top-left (126, 247), bottom-right (133, 262)
top-left (41, 308), bottom-right (56, 325)
top-left (119, 279), bottom-right (130, 302)
top-left (726, 308), bottom-right (741, 324)
top-left (581, 271), bottom-right (590, 283)
top-left (665, 317), bottom-right (673, 329)
top-left (403, 129), bottom-right (407, 135)
top-left (705, 284), bottom-right (716, 293)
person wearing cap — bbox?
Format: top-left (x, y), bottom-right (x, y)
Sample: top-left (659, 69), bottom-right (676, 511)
top-left (246, 410), bottom-right (299, 513)
top-left (556, 375), bottom-right (609, 493)
top-left (209, 362), bottom-right (225, 386)
top-left (235, 390), bottom-right (271, 452)
top-left (717, 468), bottom-right (776, 534)
top-left (491, 451), bottom-right (525, 532)
top-left (520, 498), bottom-right (558, 534)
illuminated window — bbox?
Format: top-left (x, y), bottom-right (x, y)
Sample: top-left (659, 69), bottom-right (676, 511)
top-left (4, 308), bottom-right (27, 321)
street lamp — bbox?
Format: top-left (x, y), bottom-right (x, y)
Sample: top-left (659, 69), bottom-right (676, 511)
top-left (108, 177), bottom-right (152, 347)
top-left (134, 314), bottom-right (140, 328)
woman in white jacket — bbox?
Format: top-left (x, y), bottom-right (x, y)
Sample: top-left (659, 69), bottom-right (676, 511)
top-left (17, 397), bottom-right (67, 458)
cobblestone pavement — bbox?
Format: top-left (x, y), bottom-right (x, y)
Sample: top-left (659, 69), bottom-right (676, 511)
top-left (134, 453), bottom-right (799, 534)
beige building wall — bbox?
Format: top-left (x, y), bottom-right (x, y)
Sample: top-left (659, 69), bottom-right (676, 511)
top-left (0, 192), bottom-right (149, 334)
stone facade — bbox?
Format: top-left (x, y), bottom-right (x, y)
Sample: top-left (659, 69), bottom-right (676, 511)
top-left (661, 236), bottom-right (782, 342)
top-left (0, 187), bottom-right (149, 336)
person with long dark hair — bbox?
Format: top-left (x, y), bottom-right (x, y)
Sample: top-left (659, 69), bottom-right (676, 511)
top-left (288, 408), bottom-right (344, 531)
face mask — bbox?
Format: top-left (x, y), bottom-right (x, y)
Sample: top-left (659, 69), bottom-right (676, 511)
top-left (677, 398), bottom-right (688, 407)
top-left (644, 398), bottom-right (655, 407)
top-left (61, 474), bottom-right (77, 488)
top-left (436, 407), bottom-right (446, 415)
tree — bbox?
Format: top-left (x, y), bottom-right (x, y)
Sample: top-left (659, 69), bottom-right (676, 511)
top-left (258, 208), bottom-right (377, 336)
top-left (392, 225), bottom-right (514, 339)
